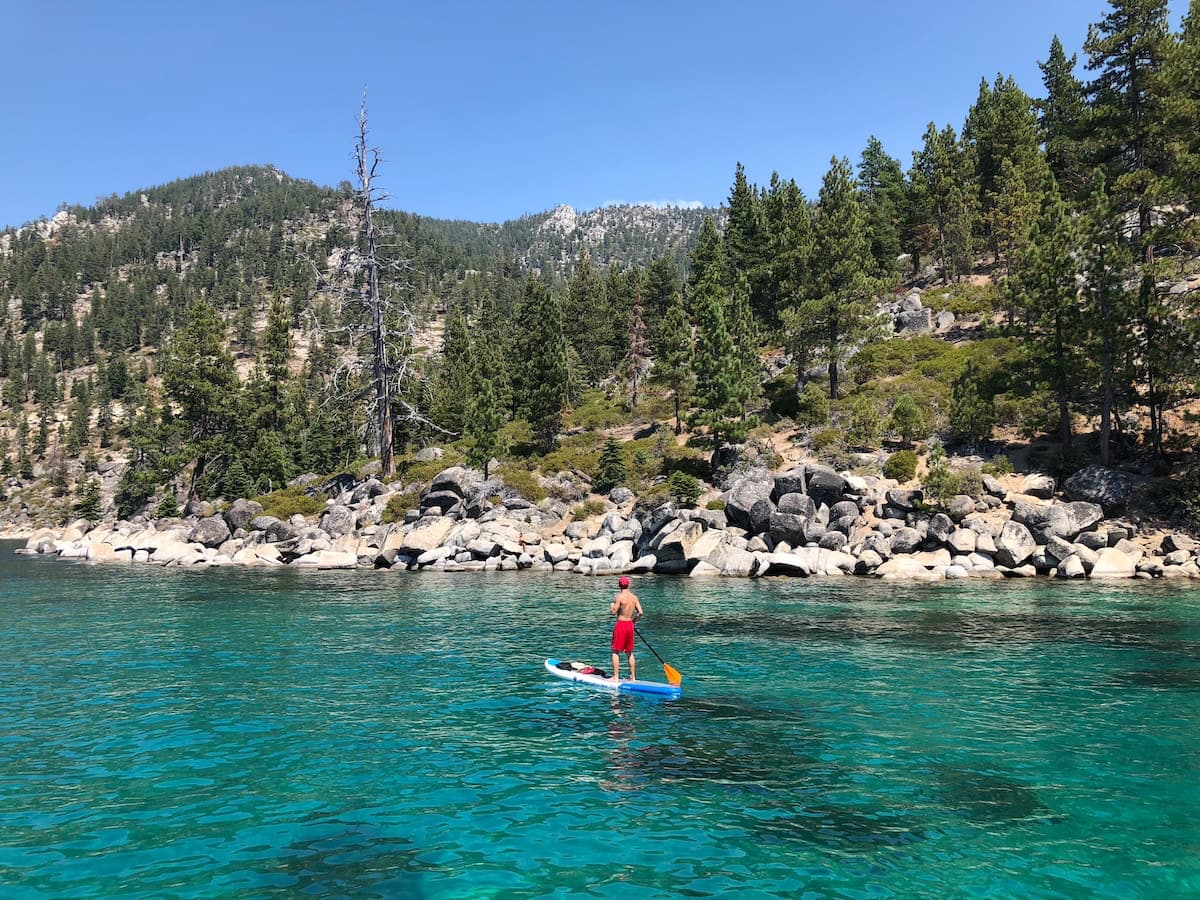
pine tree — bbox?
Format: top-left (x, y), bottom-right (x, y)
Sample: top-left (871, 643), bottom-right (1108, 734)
top-left (1084, 0), bottom-right (1174, 261)
top-left (690, 280), bottom-right (743, 448)
top-left (911, 124), bottom-right (979, 280)
top-left (513, 280), bottom-right (568, 451)
top-left (1077, 172), bottom-right (1133, 465)
top-left (1016, 185), bottom-right (1082, 448)
top-left (652, 292), bottom-right (694, 435)
top-left (723, 162), bottom-right (771, 321)
top-left (625, 296), bottom-right (650, 414)
top-left (726, 274), bottom-right (761, 424)
top-left (858, 136), bottom-right (906, 276)
top-left (563, 255), bottom-right (613, 383)
top-left (1039, 36), bottom-right (1091, 199)
top-left (686, 217), bottom-right (726, 314)
top-left (785, 157), bottom-right (878, 400)
top-left (594, 436), bottom-right (628, 494)
top-left (72, 478), bottom-right (102, 522)
top-left (431, 307), bottom-right (474, 432)
top-left (888, 394), bottom-right (926, 446)
top-left (161, 299), bottom-right (238, 500)
top-left (949, 360), bottom-right (996, 447)
top-left (465, 378), bottom-right (504, 479)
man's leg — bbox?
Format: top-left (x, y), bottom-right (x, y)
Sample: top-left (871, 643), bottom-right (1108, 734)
top-left (629, 652), bottom-right (636, 681)
top-left (612, 651), bottom-right (620, 680)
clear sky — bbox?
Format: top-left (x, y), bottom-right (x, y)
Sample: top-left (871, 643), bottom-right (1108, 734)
top-left (0, 0), bottom-right (1185, 229)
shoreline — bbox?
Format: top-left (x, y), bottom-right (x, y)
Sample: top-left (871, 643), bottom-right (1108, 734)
top-left (11, 462), bottom-right (1199, 583)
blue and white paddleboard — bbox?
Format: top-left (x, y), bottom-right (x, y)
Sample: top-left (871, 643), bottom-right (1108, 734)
top-left (544, 658), bottom-right (682, 699)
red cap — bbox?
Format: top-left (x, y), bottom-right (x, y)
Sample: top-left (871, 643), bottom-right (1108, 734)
top-left (618, 576), bottom-right (630, 588)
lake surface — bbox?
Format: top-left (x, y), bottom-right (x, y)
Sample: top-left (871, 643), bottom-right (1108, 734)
top-left (2, 541), bottom-right (1199, 898)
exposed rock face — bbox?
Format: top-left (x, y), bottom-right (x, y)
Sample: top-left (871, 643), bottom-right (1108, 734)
top-left (224, 499), bottom-right (264, 532)
top-left (321, 505), bottom-right (357, 537)
top-left (804, 466), bottom-right (847, 508)
top-left (725, 469), bottom-right (775, 532)
top-left (1063, 466), bottom-right (1132, 511)
top-left (189, 516), bottom-right (231, 548)
top-left (995, 521), bottom-right (1037, 568)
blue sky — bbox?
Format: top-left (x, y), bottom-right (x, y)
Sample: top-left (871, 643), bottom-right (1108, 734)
top-left (0, 1), bottom-right (1185, 229)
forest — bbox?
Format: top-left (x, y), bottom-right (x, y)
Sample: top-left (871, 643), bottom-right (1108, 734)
top-left (1, 0), bottom-right (1199, 528)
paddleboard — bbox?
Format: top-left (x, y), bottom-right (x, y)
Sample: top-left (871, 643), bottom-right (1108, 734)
top-left (544, 658), bottom-right (682, 699)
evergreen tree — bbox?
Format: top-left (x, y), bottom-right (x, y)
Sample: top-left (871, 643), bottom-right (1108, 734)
top-left (431, 308), bottom-right (474, 432)
top-left (563, 254), bottom-right (613, 383)
top-left (625, 296), bottom-right (650, 414)
top-left (847, 395), bottom-right (884, 449)
top-left (642, 256), bottom-right (682, 324)
top-left (465, 377), bottom-right (504, 478)
top-left (723, 162), bottom-right (771, 321)
top-left (911, 124), bottom-right (978, 280)
top-left (1077, 173), bottom-right (1133, 465)
top-left (858, 136), bottom-right (906, 276)
top-left (1084, 0), bottom-right (1174, 261)
top-left (1038, 36), bottom-right (1091, 199)
top-left (72, 478), bottom-right (102, 521)
top-left (690, 280), bottom-right (744, 448)
top-left (949, 360), bottom-right (996, 447)
top-left (652, 292), bottom-right (694, 435)
top-left (726, 274), bottom-right (761, 424)
top-left (513, 280), bottom-right (568, 451)
top-left (594, 435), bottom-right (628, 494)
top-left (888, 394), bottom-right (926, 446)
top-left (785, 157), bottom-right (878, 400)
top-left (1016, 185), bottom-right (1082, 448)
top-left (686, 217), bottom-right (726, 314)
top-left (161, 300), bottom-right (238, 499)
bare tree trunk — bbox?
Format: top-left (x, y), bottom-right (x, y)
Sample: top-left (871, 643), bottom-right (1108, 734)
top-left (356, 100), bottom-right (395, 478)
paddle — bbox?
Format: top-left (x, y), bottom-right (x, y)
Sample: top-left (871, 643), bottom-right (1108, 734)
top-left (633, 623), bottom-right (682, 686)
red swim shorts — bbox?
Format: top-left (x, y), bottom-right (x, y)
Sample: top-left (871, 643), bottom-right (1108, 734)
top-left (611, 620), bottom-right (635, 654)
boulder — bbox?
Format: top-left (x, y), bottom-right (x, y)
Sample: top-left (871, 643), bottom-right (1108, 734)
top-left (1162, 533), bottom-right (1197, 554)
top-left (1090, 547), bottom-right (1136, 579)
top-left (777, 493), bottom-right (816, 519)
top-left (725, 469), bottom-right (775, 532)
top-left (189, 515), bottom-right (231, 548)
top-left (654, 521), bottom-right (705, 564)
top-left (947, 495), bottom-right (975, 522)
top-left (768, 511), bottom-right (809, 547)
top-left (895, 308), bottom-right (933, 334)
top-left (890, 527), bottom-right (923, 554)
top-left (400, 517), bottom-right (456, 553)
top-left (772, 466), bottom-right (807, 498)
top-left (876, 556), bottom-right (942, 580)
top-left (224, 499), bottom-right (263, 532)
top-left (995, 521), bottom-right (1037, 568)
top-left (928, 513), bottom-right (954, 543)
top-left (1022, 474), bottom-right (1056, 499)
top-left (291, 550), bottom-right (358, 569)
top-left (760, 551), bottom-right (812, 577)
top-left (818, 531), bottom-right (847, 552)
top-left (350, 478), bottom-right (387, 505)
top-left (948, 529), bottom-right (977, 554)
top-left (321, 504), bottom-right (357, 537)
top-left (1063, 465), bottom-right (1132, 511)
top-left (429, 466), bottom-right (479, 498)
top-left (886, 489), bottom-right (924, 512)
top-left (706, 543), bottom-right (758, 577)
top-left (804, 465), bottom-right (847, 508)
top-left (249, 516), bottom-right (298, 543)
top-left (1063, 502), bottom-right (1104, 538)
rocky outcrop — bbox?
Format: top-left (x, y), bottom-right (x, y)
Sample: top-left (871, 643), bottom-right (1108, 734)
top-left (15, 460), bottom-right (1195, 584)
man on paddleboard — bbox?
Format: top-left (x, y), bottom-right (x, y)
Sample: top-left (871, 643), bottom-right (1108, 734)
top-left (609, 575), bottom-right (644, 681)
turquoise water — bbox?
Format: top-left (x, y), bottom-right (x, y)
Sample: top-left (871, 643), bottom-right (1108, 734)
top-left (2, 543), bottom-right (1199, 898)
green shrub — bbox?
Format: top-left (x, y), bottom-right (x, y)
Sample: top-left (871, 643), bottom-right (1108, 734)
top-left (382, 488), bottom-right (423, 523)
top-left (667, 470), bottom-right (702, 508)
top-left (705, 499), bottom-right (727, 511)
top-left (795, 381), bottom-right (830, 428)
top-left (920, 282), bottom-right (1001, 318)
top-left (635, 482), bottom-right (671, 512)
top-left (155, 493), bottom-right (180, 519)
top-left (539, 432), bottom-right (603, 479)
top-left (568, 390), bottom-right (625, 430)
top-left (951, 467), bottom-right (984, 499)
top-left (396, 450), bottom-right (466, 485)
top-left (495, 463), bottom-right (547, 503)
top-left (811, 428), bottom-right (844, 453)
top-left (571, 498), bottom-right (607, 519)
top-left (981, 453), bottom-right (1014, 476)
top-left (883, 449), bottom-right (918, 482)
top-left (255, 485), bottom-right (327, 519)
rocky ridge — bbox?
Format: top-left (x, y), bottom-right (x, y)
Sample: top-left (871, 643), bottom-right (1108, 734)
top-left (15, 460), bottom-right (1197, 583)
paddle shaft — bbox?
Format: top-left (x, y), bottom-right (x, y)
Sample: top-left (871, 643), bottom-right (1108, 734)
top-left (632, 623), bottom-right (666, 666)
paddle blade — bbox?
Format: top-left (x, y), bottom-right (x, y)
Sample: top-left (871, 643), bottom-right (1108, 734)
top-left (663, 663), bottom-right (682, 686)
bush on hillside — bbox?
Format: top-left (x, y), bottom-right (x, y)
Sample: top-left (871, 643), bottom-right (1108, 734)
top-left (883, 449), bottom-right (918, 482)
top-left (255, 485), bottom-right (326, 520)
top-left (667, 470), bottom-right (702, 508)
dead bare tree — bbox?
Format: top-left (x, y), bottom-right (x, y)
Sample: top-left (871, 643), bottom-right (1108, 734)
top-left (308, 93), bottom-right (432, 479)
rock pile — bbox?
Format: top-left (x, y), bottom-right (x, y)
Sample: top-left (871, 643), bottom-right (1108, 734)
top-left (16, 460), bottom-right (1197, 582)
